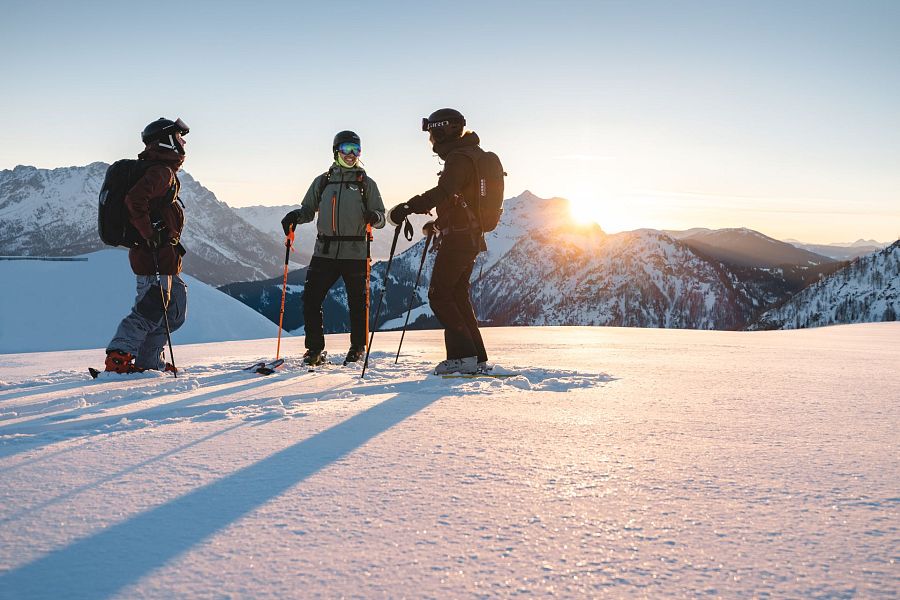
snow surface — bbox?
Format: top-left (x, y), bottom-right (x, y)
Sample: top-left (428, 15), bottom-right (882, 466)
top-left (0, 250), bottom-right (285, 354)
top-left (0, 324), bottom-right (897, 598)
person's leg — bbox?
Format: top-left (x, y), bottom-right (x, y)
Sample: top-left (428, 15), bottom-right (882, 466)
top-left (428, 249), bottom-right (478, 360)
top-left (340, 259), bottom-right (369, 351)
top-left (450, 257), bottom-right (487, 363)
top-left (134, 275), bottom-right (187, 370)
top-left (107, 276), bottom-right (164, 362)
top-left (302, 257), bottom-right (341, 352)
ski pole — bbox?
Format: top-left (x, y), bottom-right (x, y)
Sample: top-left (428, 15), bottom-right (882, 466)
top-left (151, 248), bottom-right (177, 378)
top-left (395, 224), bottom-right (434, 363)
top-left (361, 218), bottom-right (413, 378)
top-left (275, 227), bottom-right (295, 361)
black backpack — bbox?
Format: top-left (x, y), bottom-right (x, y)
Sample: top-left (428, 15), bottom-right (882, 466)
top-left (97, 160), bottom-right (160, 247)
top-left (452, 147), bottom-right (506, 232)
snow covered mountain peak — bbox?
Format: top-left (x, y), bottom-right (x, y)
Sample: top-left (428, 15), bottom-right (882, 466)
top-left (0, 163), bottom-right (289, 285)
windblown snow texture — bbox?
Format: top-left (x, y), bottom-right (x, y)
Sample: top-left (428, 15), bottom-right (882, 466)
top-left (0, 325), bottom-right (897, 598)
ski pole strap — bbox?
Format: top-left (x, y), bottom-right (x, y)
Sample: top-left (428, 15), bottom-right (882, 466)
top-left (401, 218), bottom-right (414, 242)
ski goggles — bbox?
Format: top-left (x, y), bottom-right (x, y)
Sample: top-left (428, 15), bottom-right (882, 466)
top-left (160, 117), bottom-right (189, 137)
top-left (336, 142), bottom-right (361, 156)
top-left (422, 118), bottom-right (451, 132)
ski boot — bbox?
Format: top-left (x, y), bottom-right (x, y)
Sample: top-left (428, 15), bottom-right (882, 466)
top-left (303, 349), bottom-right (327, 367)
top-left (104, 350), bottom-right (143, 374)
top-left (343, 346), bottom-right (365, 365)
top-left (434, 356), bottom-right (478, 375)
top-left (477, 361), bottom-right (494, 374)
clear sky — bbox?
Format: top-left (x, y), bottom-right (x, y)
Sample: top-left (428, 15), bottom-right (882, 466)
top-left (2, 0), bottom-right (898, 244)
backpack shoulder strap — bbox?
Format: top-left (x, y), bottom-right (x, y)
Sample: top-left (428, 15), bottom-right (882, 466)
top-left (356, 171), bottom-right (369, 210)
top-left (315, 170), bottom-right (331, 200)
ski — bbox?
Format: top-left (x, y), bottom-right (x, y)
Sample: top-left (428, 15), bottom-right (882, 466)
top-left (88, 367), bottom-right (101, 379)
top-left (252, 359), bottom-right (285, 376)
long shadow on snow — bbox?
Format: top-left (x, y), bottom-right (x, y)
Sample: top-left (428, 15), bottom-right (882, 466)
top-left (33, 370), bottom-right (281, 425)
top-left (0, 371), bottom-right (331, 460)
top-left (0, 363), bottom-right (282, 405)
top-left (0, 387), bottom-right (444, 599)
top-left (0, 422), bottom-right (246, 525)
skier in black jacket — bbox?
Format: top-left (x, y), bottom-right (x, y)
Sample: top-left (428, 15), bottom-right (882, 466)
top-left (387, 108), bottom-right (489, 375)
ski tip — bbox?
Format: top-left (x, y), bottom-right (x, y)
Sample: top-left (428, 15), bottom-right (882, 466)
top-left (254, 358), bottom-right (285, 375)
top-left (88, 367), bottom-right (101, 379)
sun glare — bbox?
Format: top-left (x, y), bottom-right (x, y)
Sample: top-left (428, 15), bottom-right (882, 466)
top-left (565, 194), bottom-right (639, 234)
top-left (567, 196), bottom-right (604, 226)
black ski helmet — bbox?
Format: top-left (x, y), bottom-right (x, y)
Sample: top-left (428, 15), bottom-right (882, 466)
top-left (141, 117), bottom-right (189, 154)
top-left (421, 108), bottom-right (465, 143)
top-left (333, 130), bottom-right (361, 153)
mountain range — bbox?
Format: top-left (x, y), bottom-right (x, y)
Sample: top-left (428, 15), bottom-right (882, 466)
top-left (0, 164), bottom-right (287, 286)
top-left (223, 191), bottom-right (895, 335)
top-left (751, 241), bottom-right (900, 329)
top-left (3, 164), bottom-right (895, 334)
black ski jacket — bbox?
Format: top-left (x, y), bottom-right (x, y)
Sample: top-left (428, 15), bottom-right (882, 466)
top-left (407, 132), bottom-right (487, 252)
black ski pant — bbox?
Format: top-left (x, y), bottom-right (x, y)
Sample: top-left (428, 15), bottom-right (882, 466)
top-left (302, 256), bottom-right (368, 352)
top-left (428, 246), bottom-right (487, 363)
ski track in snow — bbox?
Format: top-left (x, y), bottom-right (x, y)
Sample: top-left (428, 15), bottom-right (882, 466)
top-left (0, 326), bottom-right (897, 599)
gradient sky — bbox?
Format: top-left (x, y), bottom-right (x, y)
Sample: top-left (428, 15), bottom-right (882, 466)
top-left (2, 0), bottom-right (898, 243)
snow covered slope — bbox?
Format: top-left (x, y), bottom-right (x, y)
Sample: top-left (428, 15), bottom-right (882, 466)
top-left (0, 250), bottom-right (285, 353)
top-left (0, 324), bottom-right (897, 598)
top-left (0, 164), bottom-right (288, 285)
top-left (752, 240), bottom-right (900, 329)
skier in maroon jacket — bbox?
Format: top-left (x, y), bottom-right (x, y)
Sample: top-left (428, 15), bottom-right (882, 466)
top-left (103, 118), bottom-right (189, 374)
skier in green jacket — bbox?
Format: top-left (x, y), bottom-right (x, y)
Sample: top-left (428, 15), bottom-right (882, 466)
top-left (281, 131), bottom-right (386, 366)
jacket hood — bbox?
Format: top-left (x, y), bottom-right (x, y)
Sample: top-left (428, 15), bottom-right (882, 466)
top-left (327, 162), bottom-right (367, 180)
top-left (139, 147), bottom-right (185, 170)
top-left (433, 131), bottom-right (480, 160)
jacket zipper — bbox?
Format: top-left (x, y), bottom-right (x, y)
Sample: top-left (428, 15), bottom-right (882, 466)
top-left (331, 192), bottom-right (337, 234)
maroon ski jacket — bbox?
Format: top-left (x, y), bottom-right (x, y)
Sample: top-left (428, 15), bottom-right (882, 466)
top-left (125, 148), bottom-right (185, 275)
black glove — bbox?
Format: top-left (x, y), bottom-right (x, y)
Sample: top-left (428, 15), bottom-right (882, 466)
top-left (281, 209), bottom-right (303, 235)
top-left (387, 203), bottom-right (412, 227)
top-left (363, 210), bottom-right (381, 226)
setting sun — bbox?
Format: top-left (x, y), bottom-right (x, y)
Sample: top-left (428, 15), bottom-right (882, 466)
top-left (565, 193), bottom-right (641, 234)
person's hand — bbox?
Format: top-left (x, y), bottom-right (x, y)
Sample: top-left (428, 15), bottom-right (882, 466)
top-left (422, 220), bottom-right (437, 237)
top-left (363, 210), bottom-right (381, 226)
top-left (387, 203), bottom-right (412, 227)
top-left (281, 209), bottom-right (302, 236)
top-left (146, 228), bottom-right (166, 250)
